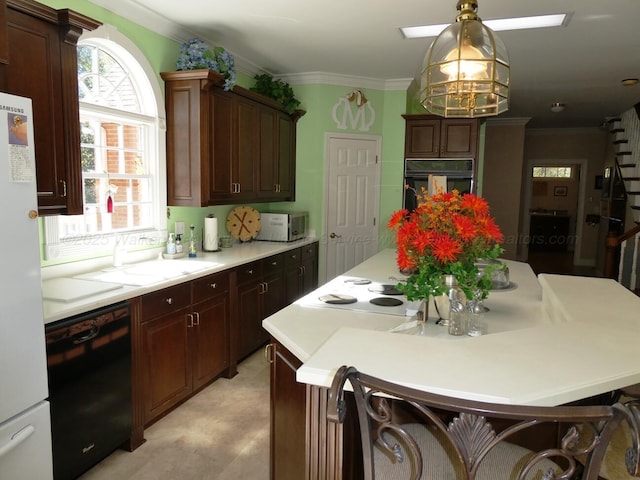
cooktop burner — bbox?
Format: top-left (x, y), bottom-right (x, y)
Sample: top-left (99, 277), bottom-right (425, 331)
top-left (319, 294), bottom-right (357, 304)
top-left (368, 284), bottom-right (403, 295)
top-left (370, 297), bottom-right (403, 307)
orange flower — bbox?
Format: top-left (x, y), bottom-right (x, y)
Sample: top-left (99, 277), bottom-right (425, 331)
top-left (432, 233), bottom-right (462, 263)
top-left (387, 209), bottom-right (408, 229)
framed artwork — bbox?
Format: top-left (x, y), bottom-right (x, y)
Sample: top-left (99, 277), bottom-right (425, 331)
top-left (554, 186), bottom-right (568, 196)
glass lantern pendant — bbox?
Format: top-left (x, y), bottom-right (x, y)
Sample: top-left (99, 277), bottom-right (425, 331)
top-left (419, 0), bottom-right (510, 118)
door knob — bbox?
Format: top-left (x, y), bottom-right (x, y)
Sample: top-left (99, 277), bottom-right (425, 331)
top-left (330, 232), bottom-right (342, 239)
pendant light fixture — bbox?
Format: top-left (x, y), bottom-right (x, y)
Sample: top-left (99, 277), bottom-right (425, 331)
top-left (419, 0), bottom-right (510, 118)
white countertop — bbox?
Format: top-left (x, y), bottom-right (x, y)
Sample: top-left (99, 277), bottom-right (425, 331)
top-left (42, 238), bottom-right (317, 324)
top-left (262, 249), bottom-right (640, 406)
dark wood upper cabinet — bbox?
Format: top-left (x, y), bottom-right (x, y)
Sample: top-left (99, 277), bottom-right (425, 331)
top-left (161, 69), bottom-right (300, 206)
top-left (403, 114), bottom-right (479, 159)
top-left (3, 0), bottom-right (100, 215)
top-left (0, 0), bottom-right (8, 65)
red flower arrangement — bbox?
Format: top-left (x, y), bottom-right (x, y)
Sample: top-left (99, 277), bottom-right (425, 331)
top-left (388, 189), bottom-right (504, 301)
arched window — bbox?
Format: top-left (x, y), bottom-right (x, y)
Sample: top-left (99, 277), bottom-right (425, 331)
top-left (44, 26), bottom-right (166, 260)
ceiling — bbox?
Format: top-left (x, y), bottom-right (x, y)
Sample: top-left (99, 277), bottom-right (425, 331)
top-left (90, 0), bottom-right (640, 129)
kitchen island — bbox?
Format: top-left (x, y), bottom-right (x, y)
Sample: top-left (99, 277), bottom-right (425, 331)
top-left (262, 248), bottom-right (640, 480)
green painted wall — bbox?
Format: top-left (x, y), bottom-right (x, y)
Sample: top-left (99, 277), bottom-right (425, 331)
top-left (37, 0), bottom-right (410, 272)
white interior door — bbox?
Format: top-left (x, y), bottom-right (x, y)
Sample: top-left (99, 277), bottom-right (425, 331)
top-left (324, 133), bottom-right (381, 282)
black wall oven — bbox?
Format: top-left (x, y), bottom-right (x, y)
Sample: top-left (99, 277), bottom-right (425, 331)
top-left (403, 158), bottom-right (475, 211)
top-left (45, 302), bottom-right (132, 480)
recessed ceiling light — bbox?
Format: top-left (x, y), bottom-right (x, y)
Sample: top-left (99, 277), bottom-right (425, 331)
top-left (550, 103), bottom-right (566, 113)
top-left (621, 78), bottom-right (639, 87)
top-left (400, 13), bottom-right (568, 39)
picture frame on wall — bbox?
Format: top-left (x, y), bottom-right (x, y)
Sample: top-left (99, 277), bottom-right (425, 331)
top-left (554, 186), bottom-right (568, 196)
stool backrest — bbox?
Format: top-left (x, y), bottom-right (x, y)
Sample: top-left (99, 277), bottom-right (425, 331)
top-left (328, 365), bottom-right (639, 480)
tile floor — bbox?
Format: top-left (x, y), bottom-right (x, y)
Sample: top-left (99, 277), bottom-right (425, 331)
top-left (79, 350), bottom-right (270, 480)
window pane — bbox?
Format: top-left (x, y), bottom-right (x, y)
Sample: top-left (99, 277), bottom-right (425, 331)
top-left (532, 166), bottom-right (572, 178)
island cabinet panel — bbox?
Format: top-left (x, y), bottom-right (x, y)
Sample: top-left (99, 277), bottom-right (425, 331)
top-left (235, 254), bottom-right (286, 360)
top-left (162, 69), bottom-right (299, 206)
top-left (4, 0), bottom-right (100, 215)
top-left (137, 272), bottom-right (231, 425)
top-left (268, 339), bottom-right (362, 480)
top-left (269, 340), bottom-right (307, 480)
top-left (403, 114), bottom-right (479, 159)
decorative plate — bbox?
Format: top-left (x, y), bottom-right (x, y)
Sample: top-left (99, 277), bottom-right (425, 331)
top-left (226, 206), bottom-right (261, 242)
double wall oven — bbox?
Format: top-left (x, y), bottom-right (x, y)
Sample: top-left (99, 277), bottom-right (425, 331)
top-left (403, 158), bottom-right (475, 211)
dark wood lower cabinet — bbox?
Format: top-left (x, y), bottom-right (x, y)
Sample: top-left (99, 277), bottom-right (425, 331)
top-left (269, 339), bottom-right (362, 480)
top-left (269, 341), bottom-right (307, 480)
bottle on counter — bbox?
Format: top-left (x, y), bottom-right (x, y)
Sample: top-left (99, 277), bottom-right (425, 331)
top-left (166, 233), bottom-right (176, 255)
top-left (188, 224), bottom-right (197, 257)
top-left (175, 234), bottom-right (183, 254)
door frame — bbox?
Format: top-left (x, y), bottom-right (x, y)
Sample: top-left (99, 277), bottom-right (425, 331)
top-left (322, 132), bottom-right (382, 284)
top-left (522, 158), bottom-right (589, 266)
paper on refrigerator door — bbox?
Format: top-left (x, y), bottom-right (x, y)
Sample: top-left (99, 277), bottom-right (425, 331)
top-left (428, 175), bottom-right (447, 195)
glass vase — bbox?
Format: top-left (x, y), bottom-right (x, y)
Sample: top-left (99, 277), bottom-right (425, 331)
top-left (434, 275), bottom-right (466, 327)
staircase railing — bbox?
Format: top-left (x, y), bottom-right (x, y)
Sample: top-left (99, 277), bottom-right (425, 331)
top-left (604, 223), bottom-right (640, 293)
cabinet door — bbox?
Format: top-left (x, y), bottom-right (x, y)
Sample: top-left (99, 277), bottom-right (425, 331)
top-left (237, 279), bottom-right (262, 360)
top-left (404, 118), bottom-right (440, 157)
top-left (276, 112), bottom-right (295, 200)
top-left (270, 341), bottom-right (306, 480)
top-left (191, 294), bottom-right (229, 391)
top-left (209, 88), bottom-right (234, 203)
top-left (233, 96), bottom-right (258, 199)
top-left (439, 119), bottom-right (478, 158)
top-left (283, 247), bottom-right (302, 305)
top-left (258, 107), bottom-right (278, 198)
top-left (0, 0), bottom-right (8, 65)
top-left (140, 308), bottom-right (192, 424)
top-left (300, 242), bottom-right (318, 296)
top-left (6, 9), bottom-right (73, 214)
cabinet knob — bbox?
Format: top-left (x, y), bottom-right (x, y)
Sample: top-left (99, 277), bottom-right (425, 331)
top-left (165, 297), bottom-right (173, 305)
top-left (271, 261), bottom-right (277, 266)
top-left (210, 283), bottom-right (217, 289)
top-left (247, 269), bottom-right (253, 275)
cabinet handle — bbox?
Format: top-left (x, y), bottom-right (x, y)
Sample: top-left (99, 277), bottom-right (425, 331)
top-left (247, 269), bottom-right (254, 275)
top-left (61, 180), bottom-right (67, 197)
top-left (187, 313), bottom-right (194, 327)
top-left (298, 266), bottom-right (304, 277)
top-left (210, 282), bottom-right (217, 289)
top-left (165, 297), bottom-right (173, 305)
top-left (193, 312), bottom-right (200, 326)
top-left (264, 343), bottom-right (275, 364)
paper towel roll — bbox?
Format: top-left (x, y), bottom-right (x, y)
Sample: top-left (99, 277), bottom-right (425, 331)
top-left (203, 216), bottom-right (219, 251)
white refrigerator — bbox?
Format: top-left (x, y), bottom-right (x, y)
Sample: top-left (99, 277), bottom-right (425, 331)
top-left (0, 92), bottom-right (53, 479)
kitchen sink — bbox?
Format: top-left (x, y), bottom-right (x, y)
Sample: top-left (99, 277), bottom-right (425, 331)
top-left (75, 259), bottom-right (221, 286)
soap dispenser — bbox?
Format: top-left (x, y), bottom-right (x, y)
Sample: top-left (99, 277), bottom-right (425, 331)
top-left (166, 233), bottom-right (176, 255)
top-left (175, 234), bottom-right (183, 254)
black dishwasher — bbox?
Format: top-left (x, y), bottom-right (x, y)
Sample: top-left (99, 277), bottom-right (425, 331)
top-left (45, 301), bottom-right (132, 480)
